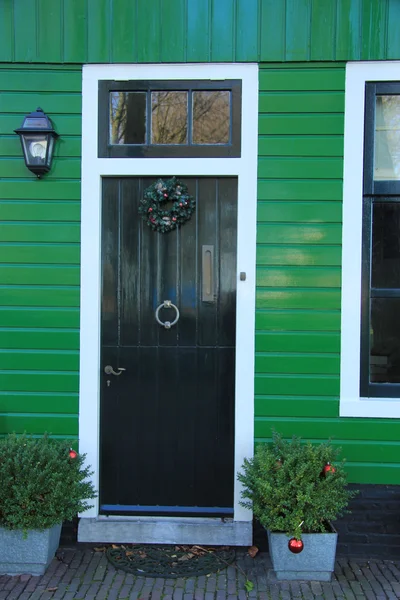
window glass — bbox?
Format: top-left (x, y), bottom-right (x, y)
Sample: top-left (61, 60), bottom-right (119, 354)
top-left (109, 92), bottom-right (146, 145)
top-left (151, 91), bottom-right (188, 144)
top-left (371, 203), bottom-right (400, 288)
top-left (361, 83), bottom-right (400, 397)
top-left (192, 91), bottom-right (230, 144)
top-left (100, 80), bottom-right (241, 158)
top-left (374, 95), bottom-right (400, 181)
top-left (370, 298), bottom-right (400, 383)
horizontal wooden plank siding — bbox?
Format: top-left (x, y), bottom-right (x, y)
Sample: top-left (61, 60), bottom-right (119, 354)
top-left (1, 0), bottom-right (400, 64)
top-left (257, 62), bottom-right (400, 484)
top-left (0, 65), bottom-right (81, 438)
top-left (1, 59), bottom-right (399, 484)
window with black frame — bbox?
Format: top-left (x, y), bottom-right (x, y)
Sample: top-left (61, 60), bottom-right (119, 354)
top-left (98, 80), bottom-right (241, 158)
top-left (361, 82), bottom-right (400, 397)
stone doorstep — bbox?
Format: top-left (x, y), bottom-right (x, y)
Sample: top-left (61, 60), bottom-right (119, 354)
top-left (78, 518), bottom-right (253, 547)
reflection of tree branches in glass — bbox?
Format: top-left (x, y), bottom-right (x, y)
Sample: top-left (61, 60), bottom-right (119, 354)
top-left (375, 96), bottom-right (400, 180)
top-left (151, 92), bottom-right (188, 144)
top-left (110, 89), bottom-right (231, 146)
top-left (110, 92), bottom-right (126, 144)
top-left (110, 92), bottom-right (146, 144)
top-left (193, 91), bottom-right (230, 144)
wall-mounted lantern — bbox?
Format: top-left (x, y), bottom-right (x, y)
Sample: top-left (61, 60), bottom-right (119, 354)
top-left (14, 107), bottom-right (59, 178)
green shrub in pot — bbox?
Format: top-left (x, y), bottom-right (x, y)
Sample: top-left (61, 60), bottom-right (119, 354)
top-left (0, 433), bottom-right (97, 575)
top-left (238, 430), bottom-right (357, 540)
top-left (238, 431), bottom-right (358, 581)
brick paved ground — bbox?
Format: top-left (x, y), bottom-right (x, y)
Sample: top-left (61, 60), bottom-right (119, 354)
top-left (0, 547), bottom-right (400, 599)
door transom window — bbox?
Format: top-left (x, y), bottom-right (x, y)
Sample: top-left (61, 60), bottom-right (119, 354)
top-left (98, 80), bottom-right (241, 158)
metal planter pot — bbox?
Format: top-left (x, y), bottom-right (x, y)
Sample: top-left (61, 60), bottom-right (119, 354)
top-left (0, 523), bottom-right (62, 575)
top-left (267, 528), bottom-right (338, 582)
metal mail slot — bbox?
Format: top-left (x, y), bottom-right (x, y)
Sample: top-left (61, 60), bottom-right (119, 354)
top-left (202, 245), bottom-right (215, 302)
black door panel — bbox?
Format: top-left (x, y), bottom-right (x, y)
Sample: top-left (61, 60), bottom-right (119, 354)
top-left (100, 176), bottom-right (237, 516)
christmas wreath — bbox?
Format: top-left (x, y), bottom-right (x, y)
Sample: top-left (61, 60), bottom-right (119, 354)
top-left (139, 177), bottom-right (195, 233)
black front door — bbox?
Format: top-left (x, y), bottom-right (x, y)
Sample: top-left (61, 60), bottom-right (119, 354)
top-left (100, 176), bottom-right (237, 516)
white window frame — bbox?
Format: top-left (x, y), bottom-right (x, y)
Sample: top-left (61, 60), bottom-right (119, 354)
top-left (340, 61), bottom-right (400, 418)
top-left (79, 63), bottom-right (258, 534)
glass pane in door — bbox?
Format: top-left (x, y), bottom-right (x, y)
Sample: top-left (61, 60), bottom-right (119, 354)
top-left (151, 92), bottom-right (188, 144)
top-left (110, 92), bottom-right (146, 144)
top-left (192, 91), bottom-right (230, 144)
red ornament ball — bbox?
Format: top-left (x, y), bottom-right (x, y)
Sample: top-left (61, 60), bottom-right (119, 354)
top-left (148, 207), bottom-right (153, 212)
top-left (288, 538), bottom-right (304, 554)
top-left (164, 193), bottom-right (168, 198)
top-left (69, 449), bottom-right (78, 459)
top-left (172, 217), bottom-right (177, 222)
top-left (324, 462), bottom-right (336, 474)
top-left (179, 203), bottom-right (183, 207)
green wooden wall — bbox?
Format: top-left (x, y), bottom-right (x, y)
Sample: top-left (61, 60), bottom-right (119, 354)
top-left (0, 64), bottom-right (81, 439)
top-left (1, 0), bottom-right (400, 64)
top-left (1, 61), bottom-right (399, 483)
top-left (256, 62), bottom-right (400, 484)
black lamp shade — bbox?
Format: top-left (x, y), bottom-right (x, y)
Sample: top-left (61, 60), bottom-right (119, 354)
top-left (14, 108), bottom-right (59, 177)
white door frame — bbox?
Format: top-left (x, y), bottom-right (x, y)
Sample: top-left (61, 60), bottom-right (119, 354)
top-left (78, 63), bottom-right (258, 544)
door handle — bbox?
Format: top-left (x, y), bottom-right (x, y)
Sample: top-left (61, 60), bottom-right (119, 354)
top-left (104, 365), bottom-right (126, 376)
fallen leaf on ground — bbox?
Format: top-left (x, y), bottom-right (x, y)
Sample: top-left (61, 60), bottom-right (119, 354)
top-left (248, 545), bottom-right (259, 558)
top-left (178, 553), bottom-right (194, 561)
top-left (192, 545), bottom-right (209, 555)
top-left (93, 547), bottom-right (106, 552)
top-left (46, 588), bottom-right (58, 592)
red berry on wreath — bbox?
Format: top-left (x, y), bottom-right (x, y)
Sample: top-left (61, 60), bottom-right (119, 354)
top-left (148, 208), bottom-right (153, 212)
top-left (179, 203), bottom-right (183, 207)
top-left (69, 448), bottom-right (78, 459)
top-left (288, 538), bottom-right (304, 554)
top-left (172, 217), bottom-right (177, 222)
top-left (164, 193), bottom-right (168, 198)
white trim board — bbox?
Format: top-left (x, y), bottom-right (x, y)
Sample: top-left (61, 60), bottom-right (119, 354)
top-left (78, 63), bottom-right (258, 544)
top-left (340, 61), bottom-right (400, 419)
